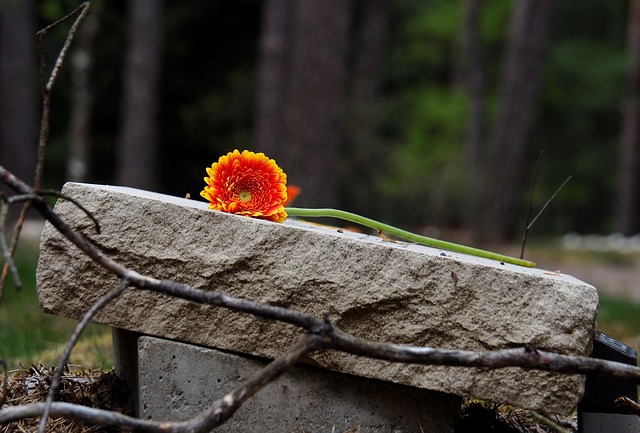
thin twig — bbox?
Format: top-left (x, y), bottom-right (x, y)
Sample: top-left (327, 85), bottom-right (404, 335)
top-left (2, 335), bottom-right (322, 433)
top-left (615, 396), bottom-right (640, 416)
top-left (3, 163), bottom-right (640, 384)
top-left (36, 0), bottom-right (91, 217)
top-left (0, 2), bottom-right (91, 295)
top-left (0, 359), bottom-right (7, 408)
top-left (3, 323), bottom-right (640, 432)
top-left (40, 189), bottom-right (101, 233)
top-left (526, 175), bottom-right (573, 232)
top-left (520, 150), bottom-right (544, 259)
top-left (0, 201), bottom-right (22, 291)
top-left (7, 190), bottom-right (101, 234)
top-left (37, 2), bottom-right (92, 93)
top-left (191, 334), bottom-right (322, 430)
top-left (38, 277), bottom-right (130, 433)
top-left (323, 329), bottom-right (640, 380)
top-left (3, 163), bottom-right (640, 433)
top-left (1, 402), bottom-right (166, 433)
top-left (0, 231), bottom-right (21, 291)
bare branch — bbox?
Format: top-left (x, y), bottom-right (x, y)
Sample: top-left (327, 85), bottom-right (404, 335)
top-left (35, 0), bottom-right (91, 212)
top-left (0, 2), bottom-right (91, 295)
top-left (615, 396), bottom-right (640, 416)
top-left (2, 335), bottom-right (322, 433)
top-left (6, 180), bottom-right (639, 387)
top-left (3, 163), bottom-right (640, 433)
top-left (190, 334), bottom-right (322, 430)
top-left (7, 190), bottom-right (101, 234)
top-left (37, 2), bottom-right (92, 93)
top-left (0, 4), bottom-right (633, 431)
top-left (0, 200), bottom-right (22, 292)
top-left (520, 150), bottom-right (544, 259)
top-left (0, 359), bottom-right (7, 409)
top-left (526, 175), bottom-right (573, 231)
top-left (322, 329), bottom-right (640, 380)
top-left (0, 402), bottom-right (167, 433)
top-left (38, 278), bottom-right (130, 432)
top-left (149, 278), bottom-right (329, 332)
top-left (2, 164), bottom-right (640, 384)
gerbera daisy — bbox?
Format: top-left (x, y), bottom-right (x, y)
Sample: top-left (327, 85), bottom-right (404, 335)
top-left (200, 149), bottom-right (288, 222)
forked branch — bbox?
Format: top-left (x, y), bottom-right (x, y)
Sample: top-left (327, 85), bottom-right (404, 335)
top-left (1, 3), bottom-right (637, 432)
top-left (1, 164), bottom-right (640, 433)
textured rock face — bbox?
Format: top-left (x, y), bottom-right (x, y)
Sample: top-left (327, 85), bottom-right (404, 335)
top-left (37, 182), bottom-right (599, 414)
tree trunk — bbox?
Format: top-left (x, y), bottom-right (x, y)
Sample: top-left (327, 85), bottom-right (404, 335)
top-left (116, 0), bottom-right (163, 190)
top-left (279, 0), bottom-right (352, 208)
top-left (460, 0), bottom-right (486, 231)
top-left (617, 0), bottom-right (640, 236)
top-left (483, 0), bottom-right (554, 242)
top-left (461, 0), bottom-right (485, 172)
top-left (254, 0), bottom-right (291, 157)
top-left (67, 0), bottom-right (101, 182)
top-left (346, 0), bottom-right (390, 216)
top-left (0, 0), bottom-right (37, 183)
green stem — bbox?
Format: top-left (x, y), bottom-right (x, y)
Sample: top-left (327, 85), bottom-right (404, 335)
top-left (285, 207), bottom-right (536, 268)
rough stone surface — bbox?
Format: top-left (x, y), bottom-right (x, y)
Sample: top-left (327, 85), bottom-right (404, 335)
top-left (138, 336), bottom-right (461, 432)
top-left (37, 182), bottom-right (600, 414)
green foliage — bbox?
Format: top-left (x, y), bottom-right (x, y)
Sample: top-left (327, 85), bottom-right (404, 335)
top-left (480, 1), bottom-right (512, 44)
top-left (599, 296), bottom-right (640, 328)
top-left (380, 0), bottom-right (630, 235)
top-left (403, 0), bottom-right (462, 69)
top-left (532, 4), bottom-right (627, 234)
top-left (381, 87), bottom-right (468, 226)
top-left (38, 0), bottom-right (79, 22)
top-left (380, 1), bottom-right (468, 226)
top-left (387, 0), bottom-right (462, 89)
top-left (597, 295), bottom-right (640, 344)
top-left (33, 0), bottom-right (636, 236)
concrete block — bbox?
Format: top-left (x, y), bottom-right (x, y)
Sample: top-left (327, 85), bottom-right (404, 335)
top-left (138, 336), bottom-right (461, 433)
top-left (37, 183), bottom-right (600, 414)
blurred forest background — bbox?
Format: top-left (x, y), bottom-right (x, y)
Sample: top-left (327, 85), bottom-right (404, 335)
top-left (1, 0), bottom-right (639, 244)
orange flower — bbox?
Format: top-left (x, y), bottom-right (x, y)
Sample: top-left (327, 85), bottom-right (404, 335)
top-left (284, 185), bottom-right (302, 206)
top-left (200, 149), bottom-right (288, 222)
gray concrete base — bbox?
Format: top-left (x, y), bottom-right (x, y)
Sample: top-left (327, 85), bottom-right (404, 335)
top-left (138, 336), bottom-right (462, 432)
top-left (578, 413), bottom-right (639, 433)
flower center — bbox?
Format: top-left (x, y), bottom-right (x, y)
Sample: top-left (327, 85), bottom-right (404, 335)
top-left (238, 190), bottom-right (252, 202)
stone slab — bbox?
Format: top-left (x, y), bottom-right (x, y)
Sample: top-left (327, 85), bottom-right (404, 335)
top-left (36, 182), bottom-right (600, 414)
top-left (138, 336), bottom-right (461, 432)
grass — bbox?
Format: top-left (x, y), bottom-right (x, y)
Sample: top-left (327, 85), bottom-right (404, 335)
top-left (596, 296), bottom-right (640, 348)
top-left (598, 296), bottom-right (640, 330)
top-left (0, 239), bottom-right (112, 369)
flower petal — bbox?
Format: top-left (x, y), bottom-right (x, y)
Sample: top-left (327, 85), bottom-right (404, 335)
top-left (200, 149), bottom-right (288, 222)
